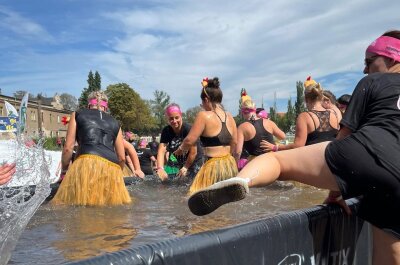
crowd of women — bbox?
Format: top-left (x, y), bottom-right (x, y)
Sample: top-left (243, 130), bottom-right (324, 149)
top-left (50, 71), bottom-right (352, 207)
top-left (1, 29), bottom-right (398, 264)
top-left (188, 30), bottom-right (400, 264)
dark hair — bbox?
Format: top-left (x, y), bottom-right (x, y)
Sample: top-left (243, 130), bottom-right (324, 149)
top-left (256, 108), bottom-right (264, 114)
top-left (201, 77), bottom-right (223, 103)
top-left (322, 90), bottom-right (337, 104)
top-left (337, 94), bottom-right (351, 105)
top-left (382, 30), bottom-right (400, 40)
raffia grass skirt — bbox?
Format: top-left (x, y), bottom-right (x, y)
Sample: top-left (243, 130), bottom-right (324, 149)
top-left (122, 165), bottom-right (134, 177)
top-left (52, 154), bottom-right (132, 206)
top-left (188, 154), bottom-right (238, 195)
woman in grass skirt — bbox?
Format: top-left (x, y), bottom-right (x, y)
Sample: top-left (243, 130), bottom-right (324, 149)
top-left (189, 30), bottom-right (400, 264)
top-left (52, 91), bottom-right (131, 206)
top-left (174, 77), bottom-right (238, 195)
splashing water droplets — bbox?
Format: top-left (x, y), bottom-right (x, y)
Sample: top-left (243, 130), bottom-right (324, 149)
top-left (0, 136), bottom-right (52, 265)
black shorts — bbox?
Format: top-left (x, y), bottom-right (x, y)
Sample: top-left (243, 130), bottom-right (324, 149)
top-left (325, 136), bottom-right (400, 239)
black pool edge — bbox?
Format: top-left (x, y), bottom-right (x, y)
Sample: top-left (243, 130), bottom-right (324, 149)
top-left (67, 197), bottom-right (371, 265)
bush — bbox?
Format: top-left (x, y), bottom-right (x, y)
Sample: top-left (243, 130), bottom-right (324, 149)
top-left (42, 137), bottom-right (62, 151)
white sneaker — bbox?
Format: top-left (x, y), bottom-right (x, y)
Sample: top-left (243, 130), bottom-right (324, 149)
top-left (188, 177), bottom-right (249, 216)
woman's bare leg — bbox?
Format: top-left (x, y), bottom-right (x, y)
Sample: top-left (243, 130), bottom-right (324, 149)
top-left (372, 226), bottom-right (400, 265)
top-left (238, 142), bottom-right (340, 191)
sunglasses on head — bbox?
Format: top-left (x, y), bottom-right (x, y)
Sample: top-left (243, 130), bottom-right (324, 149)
top-left (364, 55), bottom-right (380, 67)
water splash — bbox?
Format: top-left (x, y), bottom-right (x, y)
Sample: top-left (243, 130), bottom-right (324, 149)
top-left (0, 136), bottom-right (52, 265)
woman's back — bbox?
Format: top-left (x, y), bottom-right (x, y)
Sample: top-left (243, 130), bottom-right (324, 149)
top-left (242, 119), bottom-right (274, 156)
top-left (75, 108), bottom-right (120, 163)
top-left (200, 109), bottom-right (235, 147)
top-left (343, 73), bottom-right (400, 177)
top-left (304, 109), bottom-right (339, 145)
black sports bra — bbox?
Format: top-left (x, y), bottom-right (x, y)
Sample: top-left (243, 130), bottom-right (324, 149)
top-left (243, 118), bottom-right (274, 156)
top-left (200, 111), bottom-right (232, 147)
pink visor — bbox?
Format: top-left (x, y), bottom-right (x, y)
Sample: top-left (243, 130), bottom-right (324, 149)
top-left (88, 99), bottom-right (108, 108)
top-left (366, 36), bottom-right (400, 62)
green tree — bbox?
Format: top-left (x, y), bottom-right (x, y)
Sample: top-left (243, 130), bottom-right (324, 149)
top-left (276, 114), bottom-right (288, 132)
top-left (150, 90), bottom-right (170, 131)
top-left (94, 71), bottom-right (101, 91)
top-left (106, 83), bottom-right (156, 134)
top-left (78, 70), bottom-right (101, 109)
top-left (59, 93), bottom-right (78, 111)
top-left (285, 97), bottom-right (296, 132)
top-left (183, 106), bottom-right (202, 124)
top-left (294, 81), bottom-right (307, 118)
top-left (269, 106), bottom-right (277, 122)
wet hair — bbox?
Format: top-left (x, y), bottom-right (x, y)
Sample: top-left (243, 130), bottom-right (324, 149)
top-left (337, 94), bottom-right (351, 105)
top-left (241, 99), bottom-right (256, 109)
top-left (322, 90), bottom-right (337, 105)
top-left (201, 77), bottom-right (223, 103)
top-left (304, 83), bottom-right (324, 102)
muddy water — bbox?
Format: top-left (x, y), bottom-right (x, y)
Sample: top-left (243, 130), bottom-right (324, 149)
top-left (9, 179), bottom-right (328, 264)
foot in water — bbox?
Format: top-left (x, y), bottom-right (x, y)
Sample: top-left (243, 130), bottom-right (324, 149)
top-left (188, 177), bottom-right (249, 216)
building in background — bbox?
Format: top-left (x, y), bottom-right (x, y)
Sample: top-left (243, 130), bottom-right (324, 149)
top-left (0, 94), bottom-right (72, 138)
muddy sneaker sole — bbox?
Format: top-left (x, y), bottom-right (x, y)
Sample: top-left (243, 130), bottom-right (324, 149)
top-left (188, 178), bottom-right (249, 216)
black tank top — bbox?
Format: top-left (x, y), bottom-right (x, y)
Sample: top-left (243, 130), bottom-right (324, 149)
top-left (200, 111), bottom-right (232, 147)
top-left (75, 108), bottom-right (120, 164)
top-left (243, 118), bottom-right (274, 156)
top-left (305, 110), bottom-right (338, 146)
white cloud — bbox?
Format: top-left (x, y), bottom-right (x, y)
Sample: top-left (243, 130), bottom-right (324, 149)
top-left (0, 6), bottom-right (53, 42)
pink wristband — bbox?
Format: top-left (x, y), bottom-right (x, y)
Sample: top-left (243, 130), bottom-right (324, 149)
top-left (272, 145), bottom-right (279, 152)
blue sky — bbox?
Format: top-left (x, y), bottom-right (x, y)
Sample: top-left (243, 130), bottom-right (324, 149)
top-left (0, 0), bottom-right (399, 113)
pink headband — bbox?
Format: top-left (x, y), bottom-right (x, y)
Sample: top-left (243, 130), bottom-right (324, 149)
top-left (125, 132), bottom-right (133, 138)
top-left (257, 110), bottom-right (268, 119)
top-left (241, 107), bottom-right (256, 114)
top-left (165, 106), bottom-right (182, 116)
top-left (366, 36), bottom-right (400, 62)
top-left (88, 99), bottom-right (108, 108)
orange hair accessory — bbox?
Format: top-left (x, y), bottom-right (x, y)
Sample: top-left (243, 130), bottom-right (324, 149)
top-left (202, 77), bottom-right (210, 98)
top-left (201, 77), bottom-right (209, 88)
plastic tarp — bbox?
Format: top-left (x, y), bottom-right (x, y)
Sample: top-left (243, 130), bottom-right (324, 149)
top-left (68, 198), bottom-right (371, 265)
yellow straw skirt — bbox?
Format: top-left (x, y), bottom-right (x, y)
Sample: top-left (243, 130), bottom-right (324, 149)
top-left (188, 154), bottom-right (238, 195)
top-left (52, 154), bottom-right (132, 206)
top-left (122, 165), bottom-right (134, 177)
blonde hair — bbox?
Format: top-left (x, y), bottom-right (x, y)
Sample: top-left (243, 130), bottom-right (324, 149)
top-left (304, 83), bottom-right (324, 102)
top-left (88, 90), bottom-right (108, 102)
top-left (241, 99), bottom-right (256, 109)
top-left (87, 90), bottom-right (109, 110)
